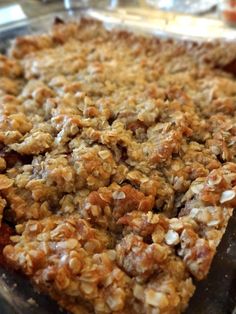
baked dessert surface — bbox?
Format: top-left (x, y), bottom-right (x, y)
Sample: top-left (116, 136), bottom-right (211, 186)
top-left (0, 18), bottom-right (236, 313)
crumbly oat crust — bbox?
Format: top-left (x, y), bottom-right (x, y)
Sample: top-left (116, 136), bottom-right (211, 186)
top-left (1, 18), bottom-right (236, 313)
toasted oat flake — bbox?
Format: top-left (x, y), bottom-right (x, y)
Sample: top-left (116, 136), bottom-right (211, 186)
top-left (0, 175), bottom-right (13, 189)
top-left (57, 239), bottom-right (78, 250)
top-left (98, 150), bottom-right (110, 160)
top-left (165, 230), bottom-right (180, 246)
top-left (27, 298), bottom-right (37, 306)
top-left (208, 175), bottom-right (222, 186)
top-left (69, 257), bottom-right (82, 274)
top-left (133, 283), bottom-right (144, 301)
top-left (220, 190), bottom-right (236, 203)
top-left (190, 207), bottom-right (201, 218)
top-left (112, 191), bottom-right (126, 200)
top-left (191, 183), bottom-right (204, 194)
top-left (106, 288), bottom-right (125, 311)
top-left (145, 289), bottom-right (169, 308)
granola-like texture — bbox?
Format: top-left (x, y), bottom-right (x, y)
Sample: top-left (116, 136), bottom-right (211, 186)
top-left (1, 19), bottom-right (236, 313)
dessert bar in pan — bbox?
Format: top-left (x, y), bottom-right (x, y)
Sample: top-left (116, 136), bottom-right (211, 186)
top-left (0, 17), bottom-right (236, 314)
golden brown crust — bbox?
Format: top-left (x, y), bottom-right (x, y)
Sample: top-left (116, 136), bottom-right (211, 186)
top-left (1, 18), bottom-right (236, 313)
top-left (4, 214), bottom-right (195, 314)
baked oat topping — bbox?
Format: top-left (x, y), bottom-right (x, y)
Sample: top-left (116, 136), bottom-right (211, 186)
top-left (0, 18), bottom-right (236, 313)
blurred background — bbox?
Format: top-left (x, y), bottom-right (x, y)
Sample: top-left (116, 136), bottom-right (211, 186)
top-left (0, 1), bottom-right (236, 50)
top-left (0, 0), bottom-right (230, 21)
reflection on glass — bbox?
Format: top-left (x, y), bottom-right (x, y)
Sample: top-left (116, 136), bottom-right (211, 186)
top-left (0, 4), bottom-right (26, 26)
top-left (146, 0), bottom-right (218, 14)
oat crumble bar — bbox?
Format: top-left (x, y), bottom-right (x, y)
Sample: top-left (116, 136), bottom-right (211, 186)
top-left (1, 18), bottom-right (236, 313)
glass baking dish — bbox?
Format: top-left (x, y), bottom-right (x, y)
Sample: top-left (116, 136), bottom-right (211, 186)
top-left (1, 6), bottom-right (236, 49)
top-left (0, 7), bottom-right (236, 314)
